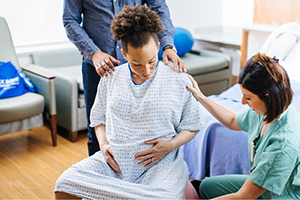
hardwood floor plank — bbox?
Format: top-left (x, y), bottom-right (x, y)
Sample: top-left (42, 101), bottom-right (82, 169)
top-left (0, 125), bottom-right (89, 199)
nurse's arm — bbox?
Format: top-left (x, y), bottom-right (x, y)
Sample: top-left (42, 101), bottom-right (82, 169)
top-left (186, 74), bottom-right (241, 131)
top-left (213, 179), bottom-right (266, 199)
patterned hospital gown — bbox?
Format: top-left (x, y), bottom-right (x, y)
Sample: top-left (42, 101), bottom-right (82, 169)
top-left (54, 61), bottom-right (205, 199)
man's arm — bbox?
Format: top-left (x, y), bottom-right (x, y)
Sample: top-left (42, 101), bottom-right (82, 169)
top-left (63, 0), bottom-right (100, 59)
top-left (146, 0), bottom-right (187, 72)
top-left (146, 0), bottom-right (175, 48)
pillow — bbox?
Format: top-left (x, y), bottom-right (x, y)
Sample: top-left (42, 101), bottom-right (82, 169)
top-left (264, 32), bottom-right (298, 61)
top-left (281, 41), bottom-right (300, 79)
top-left (158, 27), bottom-right (194, 58)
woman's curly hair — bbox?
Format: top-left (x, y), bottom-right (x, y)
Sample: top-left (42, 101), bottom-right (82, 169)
top-left (110, 4), bottom-right (163, 54)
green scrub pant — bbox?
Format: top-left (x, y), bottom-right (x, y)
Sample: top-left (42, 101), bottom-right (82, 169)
top-left (199, 174), bottom-right (248, 199)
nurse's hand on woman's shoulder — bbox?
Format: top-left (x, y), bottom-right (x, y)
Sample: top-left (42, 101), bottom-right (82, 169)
top-left (185, 73), bottom-right (205, 101)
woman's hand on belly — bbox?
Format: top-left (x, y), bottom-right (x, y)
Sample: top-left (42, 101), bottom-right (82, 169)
top-left (134, 139), bottom-right (174, 167)
top-left (101, 144), bottom-right (123, 174)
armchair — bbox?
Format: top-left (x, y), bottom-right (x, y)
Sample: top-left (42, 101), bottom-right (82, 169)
top-left (31, 46), bottom-right (86, 142)
top-left (0, 16), bottom-right (57, 146)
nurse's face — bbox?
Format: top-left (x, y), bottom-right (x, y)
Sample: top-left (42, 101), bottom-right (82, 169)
top-left (122, 37), bottom-right (159, 84)
top-left (240, 85), bottom-right (267, 115)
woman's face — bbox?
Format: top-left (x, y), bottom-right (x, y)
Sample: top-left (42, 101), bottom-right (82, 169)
top-left (122, 38), bottom-right (159, 84)
top-left (240, 85), bottom-right (267, 115)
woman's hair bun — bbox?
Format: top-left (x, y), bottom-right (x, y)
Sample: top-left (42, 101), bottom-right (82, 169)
top-left (111, 4), bottom-right (163, 41)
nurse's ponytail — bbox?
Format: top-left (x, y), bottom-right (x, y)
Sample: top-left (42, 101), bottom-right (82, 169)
top-left (255, 53), bottom-right (288, 88)
top-left (238, 52), bottom-right (293, 122)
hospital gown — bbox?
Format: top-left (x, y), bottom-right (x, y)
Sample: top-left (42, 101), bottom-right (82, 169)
top-left (54, 61), bottom-right (205, 199)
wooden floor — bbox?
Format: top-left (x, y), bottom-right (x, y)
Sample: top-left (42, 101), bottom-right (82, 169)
top-left (0, 124), bottom-right (89, 199)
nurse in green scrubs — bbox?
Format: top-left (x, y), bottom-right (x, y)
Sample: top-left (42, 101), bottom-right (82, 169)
top-left (186, 52), bottom-right (300, 199)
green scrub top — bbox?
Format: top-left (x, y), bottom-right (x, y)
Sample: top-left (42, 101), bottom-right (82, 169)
top-left (237, 105), bottom-right (300, 199)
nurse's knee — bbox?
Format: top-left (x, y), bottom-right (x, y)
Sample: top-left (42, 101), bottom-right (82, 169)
top-left (199, 177), bottom-right (215, 199)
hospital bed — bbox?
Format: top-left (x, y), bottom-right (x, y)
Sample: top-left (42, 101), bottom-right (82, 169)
top-left (183, 22), bottom-right (300, 180)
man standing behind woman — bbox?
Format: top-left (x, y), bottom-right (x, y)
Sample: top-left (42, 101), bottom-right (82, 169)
top-left (63, 0), bottom-right (186, 156)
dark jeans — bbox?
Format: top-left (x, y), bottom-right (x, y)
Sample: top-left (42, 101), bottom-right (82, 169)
top-left (82, 61), bottom-right (100, 156)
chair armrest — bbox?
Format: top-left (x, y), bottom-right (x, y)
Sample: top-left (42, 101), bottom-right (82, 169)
top-left (23, 64), bottom-right (79, 132)
top-left (22, 65), bottom-right (55, 79)
top-left (190, 49), bottom-right (231, 62)
top-left (22, 64), bottom-right (56, 116)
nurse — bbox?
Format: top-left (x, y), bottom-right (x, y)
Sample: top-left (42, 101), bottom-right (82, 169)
top-left (187, 52), bottom-right (300, 199)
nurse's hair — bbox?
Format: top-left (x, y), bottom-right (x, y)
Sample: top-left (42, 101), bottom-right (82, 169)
top-left (110, 4), bottom-right (163, 55)
top-left (238, 52), bottom-right (293, 123)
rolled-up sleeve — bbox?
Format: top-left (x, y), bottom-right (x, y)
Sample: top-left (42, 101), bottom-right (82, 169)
top-left (176, 76), bottom-right (206, 133)
top-left (90, 77), bottom-right (108, 127)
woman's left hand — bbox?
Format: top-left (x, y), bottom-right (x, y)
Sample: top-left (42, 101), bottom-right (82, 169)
top-left (134, 139), bottom-right (174, 167)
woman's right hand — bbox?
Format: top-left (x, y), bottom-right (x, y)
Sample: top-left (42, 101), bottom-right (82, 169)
top-left (185, 73), bottom-right (205, 101)
top-left (100, 144), bottom-right (123, 174)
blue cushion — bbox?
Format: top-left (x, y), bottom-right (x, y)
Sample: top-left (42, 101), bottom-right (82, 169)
top-left (158, 27), bottom-right (194, 58)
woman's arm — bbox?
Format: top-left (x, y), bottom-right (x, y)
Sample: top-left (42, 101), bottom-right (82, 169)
top-left (186, 74), bottom-right (241, 131)
top-left (94, 124), bottom-right (122, 174)
top-left (213, 179), bottom-right (266, 199)
top-left (134, 129), bottom-right (198, 167)
top-left (168, 129), bottom-right (199, 151)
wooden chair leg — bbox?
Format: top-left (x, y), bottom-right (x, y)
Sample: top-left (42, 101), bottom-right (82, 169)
top-left (69, 131), bottom-right (78, 142)
top-left (50, 115), bottom-right (57, 146)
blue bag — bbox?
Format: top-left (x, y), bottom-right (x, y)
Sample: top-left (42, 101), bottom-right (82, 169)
top-left (0, 61), bottom-right (36, 99)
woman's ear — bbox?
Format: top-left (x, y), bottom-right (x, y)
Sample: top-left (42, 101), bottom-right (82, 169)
top-left (266, 93), bottom-right (270, 102)
top-left (121, 49), bottom-right (128, 61)
top-left (157, 42), bottom-right (160, 52)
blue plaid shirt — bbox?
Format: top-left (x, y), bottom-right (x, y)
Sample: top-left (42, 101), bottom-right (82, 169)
top-left (63, 0), bottom-right (175, 65)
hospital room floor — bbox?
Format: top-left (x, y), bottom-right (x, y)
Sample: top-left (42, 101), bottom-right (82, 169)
top-left (0, 123), bottom-right (88, 199)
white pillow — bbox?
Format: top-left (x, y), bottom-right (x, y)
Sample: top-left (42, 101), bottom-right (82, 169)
top-left (282, 41), bottom-right (300, 79)
top-left (264, 32), bottom-right (298, 61)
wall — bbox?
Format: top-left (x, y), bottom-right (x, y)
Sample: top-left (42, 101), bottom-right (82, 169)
top-left (254, 0), bottom-right (300, 25)
top-left (1, 0), bottom-right (254, 73)
top-left (0, 0), bottom-right (68, 47)
top-left (222, 0), bottom-right (254, 26)
top-left (166, 0), bottom-right (254, 34)
top-left (166, 0), bottom-right (223, 34)
top-left (167, 0), bottom-right (254, 77)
